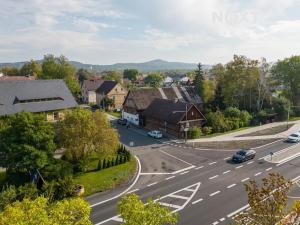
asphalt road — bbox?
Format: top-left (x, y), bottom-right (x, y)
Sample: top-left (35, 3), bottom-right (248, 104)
top-left (89, 122), bottom-right (300, 225)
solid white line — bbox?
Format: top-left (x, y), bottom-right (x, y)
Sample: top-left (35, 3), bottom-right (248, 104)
top-left (147, 182), bottom-right (158, 187)
top-left (212, 221), bottom-right (219, 225)
top-left (111, 217), bottom-right (123, 222)
top-left (220, 218), bottom-right (225, 222)
top-left (169, 194), bottom-right (189, 200)
top-left (255, 172), bottom-right (262, 176)
top-left (209, 191), bottom-right (221, 196)
top-left (192, 198), bottom-right (203, 204)
top-left (266, 167), bottom-right (272, 171)
top-left (227, 204), bottom-right (250, 218)
top-left (159, 202), bottom-right (181, 209)
top-left (241, 177), bottom-right (250, 182)
top-left (224, 157), bottom-right (231, 160)
top-left (127, 188), bottom-right (139, 194)
top-left (223, 170), bottom-right (231, 174)
top-left (180, 171), bottom-right (190, 175)
top-left (258, 157), bottom-right (264, 160)
top-left (209, 161), bottom-right (217, 165)
top-left (195, 166), bottom-right (204, 170)
top-left (172, 165), bottom-right (196, 174)
top-left (159, 150), bottom-right (194, 166)
top-left (236, 165), bottom-right (243, 169)
top-left (227, 184), bottom-right (236, 189)
top-left (247, 161), bottom-right (254, 165)
top-left (276, 151), bottom-right (300, 165)
top-left (140, 172), bottom-right (172, 175)
top-left (91, 155), bottom-right (141, 207)
top-left (165, 175), bottom-right (176, 180)
top-left (209, 175), bottom-right (219, 180)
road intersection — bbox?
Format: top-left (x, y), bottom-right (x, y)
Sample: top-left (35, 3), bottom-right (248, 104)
top-left (89, 121), bottom-right (300, 225)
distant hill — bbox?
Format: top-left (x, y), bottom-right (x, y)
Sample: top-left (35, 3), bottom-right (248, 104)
top-left (0, 59), bottom-right (211, 72)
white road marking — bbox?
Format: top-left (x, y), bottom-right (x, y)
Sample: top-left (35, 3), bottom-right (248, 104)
top-left (223, 170), bottom-right (231, 174)
top-left (147, 182), bottom-right (158, 187)
top-left (227, 184), bottom-right (236, 189)
top-left (180, 171), bottom-right (190, 175)
top-left (127, 188), bottom-right (139, 194)
top-left (195, 166), bottom-right (204, 170)
top-left (159, 150), bottom-right (194, 166)
top-left (209, 161), bottom-right (217, 165)
top-left (220, 218), bottom-right (225, 222)
top-left (227, 204), bottom-right (250, 218)
top-left (212, 221), bottom-right (219, 225)
top-left (172, 165), bottom-right (196, 174)
top-left (91, 155), bottom-right (142, 207)
top-left (165, 175), bottom-right (176, 180)
top-left (210, 191), bottom-right (221, 197)
top-left (236, 165), bottom-right (243, 169)
top-left (255, 172), bottom-right (262, 176)
top-left (140, 172), bottom-right (172, 175)
top-left (169, 194), bottom-right (189, 200)
top-left (224, 157), bottom-right (231, 160)
top-left (258, 157), bottom-right (264, 160)
top-left (247, 161), bottom-right (254, 165)
top-left (192, 198), bottom-right (203, 204)
top-left (241, 177), bottom-right (250, 182)
top-left (111, 217), bottom-right (123, 222)
top-left (266, 167), bottom-right (272, 171)
top-left (209, 175), bottom-right (219, 180)
top-left (159, 202), bottom-right (181, 209)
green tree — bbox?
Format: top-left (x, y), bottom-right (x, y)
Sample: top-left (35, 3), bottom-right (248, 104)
top-left (0, 197), bottom-right (92, 225)
top-left (39, 55), bottom-right (80, 98)
top-left (210, 63), bottom-right (226, 109)
top-left (194, 63), bottom-right (204, 96)
top-left (273, 97), bottom-right (290, 121)
top-left (123, 69), bottom-right (139, 82)
top-left (271, 55), bottom-right (300, 115)
top-left (1, 66), bottom-right (20, 76)
top-left (202, 79), bottom-right (215, 104)
top-left (235, 173), bottom-right (292, 225)
top-left (144, 72), bottom-right (163, 87)
top-left (205, 111), bottom-right (230, 133)
top-left (118, 194), bottom-right (178, 225)
top-left (20, 60), bottom-right (42, 77)
top-left (102, 71), bottom-right (122, 83)
top-left (77, 68), bottom-right (92, 83)
top-left (0, 112), bottom-right (55, 173)
top-left (59, 109), bottom-right (118, 172)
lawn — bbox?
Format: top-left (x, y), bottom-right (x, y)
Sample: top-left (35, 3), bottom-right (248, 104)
top-left (107, 111), bottom-right (121, 118)
top-left (237, 123), bottom-right (295, 137)
top-left (199, 126), bottom-right (253, 138)
top-left (74, 159), bottom-right (137, 196)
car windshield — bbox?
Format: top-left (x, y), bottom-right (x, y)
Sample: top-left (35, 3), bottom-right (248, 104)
top-left (237, 150), bottom-right (247, 156)
top-left (291, 134), bottom-right (299, 137)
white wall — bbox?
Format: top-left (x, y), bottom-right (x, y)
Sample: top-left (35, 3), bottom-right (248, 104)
top-left (122, 111), bottom-right (139, 126)
top-left (88, 91), bottom-right (96, 103)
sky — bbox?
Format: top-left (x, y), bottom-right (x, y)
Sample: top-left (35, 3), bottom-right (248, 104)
top-left (1, 0), bottom-right (300, 65)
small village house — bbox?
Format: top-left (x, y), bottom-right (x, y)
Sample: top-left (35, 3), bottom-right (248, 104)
top-left (0, 79), bottom-right (78, 121)
top-left (81, 78), bottom-right (103, 104)
top-left (96, 80), bottom-right (127, 111)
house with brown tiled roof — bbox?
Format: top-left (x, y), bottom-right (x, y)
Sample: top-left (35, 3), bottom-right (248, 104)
top-left (81, 79), bottom-right (103, 103)
top-left (0, 75), bottom-right (36, 81)
top-left (143, 98), bottom-right (205, 138)
top-left (122, 86), bottom-right (203, 126)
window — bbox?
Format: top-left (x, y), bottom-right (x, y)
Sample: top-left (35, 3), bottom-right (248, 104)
top-left (53, 112), bottom-right (59, 121)
top-left (112, 95), bottom-right (116, 100)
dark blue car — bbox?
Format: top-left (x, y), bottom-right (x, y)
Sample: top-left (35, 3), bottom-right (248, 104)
top-left (232, 149), bottom-right (256, 163)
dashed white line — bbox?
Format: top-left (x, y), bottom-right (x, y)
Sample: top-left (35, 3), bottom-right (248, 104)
top-left (220, 218), bottom-right (225, 222)
top-left (224, 157), bottom-right (231, 160)
top-left (227, 184), bottom-right (236, 189)
top-left (209, 175), bottom-right (219, 180)
top-left (180, 171), bottom-right (190, 175)
top-left (212, 221), bottom-right (219, 225)
top-left (147, 182), bottom-right (158, 187)
top-left (195, 166), bottom-right (204, 170)
top-left (247, 161), bottom-right (254, 165)
top-left (258, 157), bottom-right (264, 160)
top-left (127, 188), bottom-right (139, 194)
top-left (241, 177), bottom-right (250, 182)
top-left (209, 161), bottom-right (217, 165)
top-left (266, 167), bottom-right (272, 172)
top-left (236, 165), bottom-right (243, 169)
top-left (227, 204), bottom-right (250, 218)
top-left (255, 172), bottom-right (262, 176)
top-left (165, 175), bottom-right (176, 180)
top-left (192, 198), bottom-right (203, 205)
top-left (223, 170), bottom-right (231, 174)
top-left (209, 191), bottom-right (221, 196)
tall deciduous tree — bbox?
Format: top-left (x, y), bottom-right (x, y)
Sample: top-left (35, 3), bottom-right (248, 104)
top-left (1, 66), bottom-right (20, 76)
top-left (59, 109), bottom-right (119, 171)
top-left (118, 194), bottom-right (178, 225)
top-left (20, 60), bottom-right (42, 77)
top-left (0, 197), bottom-right (92, 225)
top-left (123, 69), bottom-right (139, 82)
top-left (0, 112), bottom-right (55, 173)
top-left (235, 173), bottom-right (292, 225)
top-left (271, 55), bottom-right (300, 115)
top-left (102, 71), bottom-right (122, 83)
top-left (144, 72), bottom-right (163, 87)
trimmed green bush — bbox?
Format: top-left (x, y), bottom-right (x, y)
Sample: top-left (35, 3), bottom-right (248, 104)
top-left (188, 126), bottom-right (202, 139)
top-left (202, 126), bottom-right (212, 135)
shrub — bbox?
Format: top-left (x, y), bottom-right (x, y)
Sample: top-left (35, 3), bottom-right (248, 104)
top-left (43, 177), bottom-right (75, 201)
top-left (102, 159), bottom-right (106, 169)
top-left (202, 126), bottom-right (212, 135)
top-left (0, 185), bottom-right (17, 211)
top-left (224, 107), bottom-right (241, 118)
top-left (226, 117), bottom-right (240, 130)
top-left (97, 160), bottom-right (102, 170)
top-left (188, 127), bottom-right (202, 139)
top-left (273, 97), bottom-right (290, 121)
top-left (42, 159), bottom-right (73, 180)
top-left (257, 110), bottom-right (268, 124)
top-left (239, 110), bottom-right (252, 127)
top-left (206, 111), bottom-right (230, 133)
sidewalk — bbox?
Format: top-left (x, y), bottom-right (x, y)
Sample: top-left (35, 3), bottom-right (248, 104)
top-left (264, 143), bottom-right (300, 164)
top-left (188, 120), bottom-right (300, 143)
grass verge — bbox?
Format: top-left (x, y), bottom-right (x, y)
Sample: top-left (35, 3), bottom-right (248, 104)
top-left (237, 124), bottom-right (295, 137)
top-left (107, 111), bottom-right (121, 118)
top-left (74, 159), bottom-right (136, 196)
top-left (199, 126), bottom-right (253, 138)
